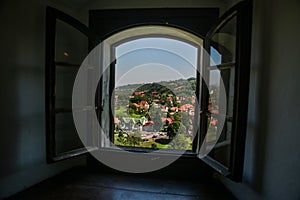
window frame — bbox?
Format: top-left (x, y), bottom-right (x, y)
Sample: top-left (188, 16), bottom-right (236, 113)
top-left (199, 1), bottom-right (252, 181)
top-left (45, 7), bottom-right (99, 163)
top-left (45, 3), bottom-right (252, 181)
top-left (95, 2), bottom-right (252, 181)
top-left (107, 33), bottom-right (203, 153)
top-left (89, 8), bottom-right (220, 155)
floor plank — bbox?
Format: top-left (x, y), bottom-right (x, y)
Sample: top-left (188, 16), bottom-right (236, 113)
top-left (6, 166), bottom-right (236, 200)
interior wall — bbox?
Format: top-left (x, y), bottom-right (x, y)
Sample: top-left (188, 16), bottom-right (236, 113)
top-left (220, 0), bottom-right (300, 199)
top-left (2, 0), bottom-right (299, 199)
top-left (0, 0), bottom-right (86, 198)
top-left (81, 0), bottom-right (228, 16)
top-left (0, 0), bottom-right (226, 198)
top-left (83, 0), bottom-right (300, 199)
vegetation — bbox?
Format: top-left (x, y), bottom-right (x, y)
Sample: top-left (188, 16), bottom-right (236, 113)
top-left (115, 131), bottom-right (142, 147)
top-left (113, 78), bottom-right (197, 151)
top-left (114, 132), bottom-right (193, 150)
top-left (115, 78), bottom-right (196, 106)
top-left (169, 134), bottom-right (190, 150)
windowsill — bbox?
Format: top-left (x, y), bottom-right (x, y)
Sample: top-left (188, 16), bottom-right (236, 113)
top-left (98, 146), bottom-right (198, 158)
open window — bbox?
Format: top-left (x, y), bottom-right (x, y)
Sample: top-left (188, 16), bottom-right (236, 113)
top-left (198, 2), bottom-right (252, 181)
top-left (113, 37), bottom-right (198, 151)
top-left (45, 1), bottom-right (251, 181)
top-left (96, 26), bottom-right (203, 152)
top-left (45, 7), bottom-right (98, 162)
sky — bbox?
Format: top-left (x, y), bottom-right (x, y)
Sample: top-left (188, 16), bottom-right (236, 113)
top-left (115, 37), bottom-right (221, 87)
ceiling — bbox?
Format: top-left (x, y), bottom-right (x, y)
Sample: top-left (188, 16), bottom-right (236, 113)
top-left (48, 0), bottom-right (240, 13)
top-left (48, 0), bottom-right (94, 11)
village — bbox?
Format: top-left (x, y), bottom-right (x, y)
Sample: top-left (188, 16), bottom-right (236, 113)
top-left (113, 80), bottom-right (219, 149)
top-left (113, 82), bottom-right (197, 149)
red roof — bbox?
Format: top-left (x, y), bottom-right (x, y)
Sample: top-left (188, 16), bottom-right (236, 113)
top-left (178, 104), bottom-right (193, 111)
top-left (143, 121), bottom-right (154, 126)
top-left (162, 118), bottom-right (173, 124)
top-left (134, 91), bottom-right (144, 95)
top-left (210, 118), bottom-right (218, 126)
top-left (170, 107), bottom-right (177, 111)
top-left (133, 101), bottom-right (149, 109)
top-left (114, 117), bottom-right (120, 124)
top-left (210, 109), bottom-right (219, 114)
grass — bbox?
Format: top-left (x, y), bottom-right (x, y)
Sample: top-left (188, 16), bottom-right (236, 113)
top-left (140, 141), bottom-right (169, 149)
top-left (114, 134), bottom-right (169, 149)
top-left (114, 133), bottom-right (194, 150)
top-left (114, 107), bottom-right (127, 117)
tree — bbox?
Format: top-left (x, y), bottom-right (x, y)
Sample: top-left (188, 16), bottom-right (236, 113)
top-left (181, 112), bottom-right (190, 136)
top-left (169, 133), bottom-right (188, 150)
top-left (161, 94), bottom-right (167, 105)
top-left (178, 123), bottom-right (186, 135)
top-left (116, 131), bottom-right (126, 144)
top-left (151, 107), bottom-right (163, 131)
top-left (167, 121), bottom-right (179, 139)
top-left (116, 131), bottom-right (142, 147)
top-left (127, 132), bottom-right (142, 147)
top-left (167, 121), bottom-right (186, 139)
top-left (172, 112), bottom-right (181, 121)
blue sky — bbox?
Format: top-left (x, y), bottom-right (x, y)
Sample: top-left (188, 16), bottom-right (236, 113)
top-left (115, 37), bottom-right (221, 87)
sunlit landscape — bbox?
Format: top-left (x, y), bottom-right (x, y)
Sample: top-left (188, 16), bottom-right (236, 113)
top-left (113, 78), bottom-right (197, 150)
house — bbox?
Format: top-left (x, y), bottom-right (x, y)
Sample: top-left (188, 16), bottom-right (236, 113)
top-left (134, 91), bottom-right (144, 96)
top-left (162, 117), bottom-right (173, 125)
top-left (178, 104), bottom-right (194, 114)
top-left (133, 100), bottom-right (150, 110)
top-left (0, 0), bottom-right (299, 199)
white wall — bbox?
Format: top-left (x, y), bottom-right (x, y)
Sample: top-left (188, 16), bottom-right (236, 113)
top-left (0, 0), bottom-right (86, 198)
top-left (220, 0), bottom-right (300, 199)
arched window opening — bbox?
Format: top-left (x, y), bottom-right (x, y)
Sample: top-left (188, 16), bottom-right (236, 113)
top-left (100, 25), bottom-right (203, 151)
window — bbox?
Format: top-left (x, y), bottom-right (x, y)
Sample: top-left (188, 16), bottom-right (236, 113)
top-left (113, 37), bottom-right (199, 151)
top-left (45, 7), bottom-right (99, 162)
top-left (97, 26), bottom-right (203, 152)
top-left (46, 2), bottom-right (252, 181)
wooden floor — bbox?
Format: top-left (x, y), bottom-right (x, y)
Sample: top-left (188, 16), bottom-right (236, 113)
top-left (6, 166), bottom-right (236, 200)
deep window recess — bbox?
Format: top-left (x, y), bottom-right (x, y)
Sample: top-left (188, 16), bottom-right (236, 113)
top-left (95, 26), bottom-right (204, 152)
top-left (46, 2), bottom-right (252, 181)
